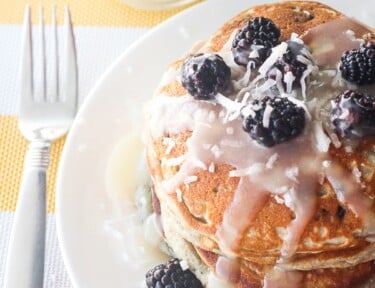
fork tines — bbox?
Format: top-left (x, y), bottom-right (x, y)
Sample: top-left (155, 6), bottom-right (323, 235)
top-left (21, 5), bottom-right (77, 107)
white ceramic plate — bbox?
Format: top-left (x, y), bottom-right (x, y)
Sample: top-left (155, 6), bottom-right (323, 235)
top-left (56, 1), bottom-right (375, 287)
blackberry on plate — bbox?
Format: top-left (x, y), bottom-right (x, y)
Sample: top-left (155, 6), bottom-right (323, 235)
top-left (181, 53), bottom-right (231, 100)
top-left (146, 258), bottom-right (203, 288)
top-left (242, 96), bottom-right (306, 147)
top-left (340, 42), bottom-right (375, 85)
top-left (331, 89), bottom-right (375, 139)
top-left (232, 17), bottom-right (281, 67)
top-left (266, 41), bottom-right (311, 90)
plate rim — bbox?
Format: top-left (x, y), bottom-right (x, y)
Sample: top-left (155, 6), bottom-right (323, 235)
top-left (55, 1), bottom-right (218, 286)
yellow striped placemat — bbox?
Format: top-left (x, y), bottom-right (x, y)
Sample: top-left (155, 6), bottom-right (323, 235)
top-left (0, 117), bottom-right (65, 213)
top-left (0, 0), bottom-right (201, 26)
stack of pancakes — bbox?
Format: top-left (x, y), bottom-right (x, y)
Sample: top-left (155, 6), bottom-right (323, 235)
top-left (144, 1), bottom-right (375, 287)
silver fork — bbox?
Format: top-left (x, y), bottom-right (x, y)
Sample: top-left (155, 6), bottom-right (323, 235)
top-left (4, 5), bottom-right (77, 288)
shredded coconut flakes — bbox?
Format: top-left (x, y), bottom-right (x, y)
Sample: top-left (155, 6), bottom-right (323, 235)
top-left (162, 155), bottom-right (185, 167)
top-left (284, 71), bottom-right (296, 94)
top-left (229, 163), bottom-right (265, 177)
top-left (208, 162), bottom-right (215, 173)
top-left (192, 159), bottom-right (207, 170)
top-left (258, 78), bottom-right (277, 93)
top-left (215, 93), bottom-right (243, 113)
top-left (184, 175), bottom-right (198, 185)
top-left (275, 69), bottom-right (285, 94)
top-left (352, 167), bottom-right (362, 184)
top-left (241, 105), bottom-right (256, 118)
top-left (259, 42), bottom-right (288, 76)
top-left (162, 137), bottom-right (176, 155)
top-left (262, 104), bottom-right (274, 128)
top-left (180, 260), bottom-right (189, 271)
top-left (344, 145), bottom-right (353, 154)
top-left (300, 65), bottom-right (316, 99)
top-left (176, 188), bottom-right (183, 202)
top-left (266, 153), bottom-right (279, 169)
top-left (312, 121), bottom-right (331, 153)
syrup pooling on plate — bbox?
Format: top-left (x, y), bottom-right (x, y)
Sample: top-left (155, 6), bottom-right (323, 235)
top-left (105, 133), bottom-right (169, 279)
top-left (145, 10), bottom-right (375, 288)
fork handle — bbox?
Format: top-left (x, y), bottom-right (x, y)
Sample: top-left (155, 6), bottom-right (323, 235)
top-left (4, 141), bottom-right (50, 288)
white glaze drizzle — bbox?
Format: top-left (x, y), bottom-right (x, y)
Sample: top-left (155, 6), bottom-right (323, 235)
top-left (144, 15), bottom-right (375, 288)
top-left (263, 267), bottom-right (303, 288)
top-left (215, 256), bottom-right (241, 284)
top-left (302, 16), bottom-right (373, 68)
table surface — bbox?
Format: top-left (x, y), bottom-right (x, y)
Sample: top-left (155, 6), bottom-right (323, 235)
top-left (0, 1), bottom-right (200, 287)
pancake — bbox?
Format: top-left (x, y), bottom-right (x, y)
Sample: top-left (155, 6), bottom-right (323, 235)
top-left (144, 1), bottom-right (375, 287)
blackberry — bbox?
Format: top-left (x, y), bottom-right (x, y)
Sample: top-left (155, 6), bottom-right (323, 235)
top-left (145, 258), bottom-right (203, 288)
top-left (267, 41), bottom-right (311, 89)
top-left (181, 53), bottom-right (231, 100)
top-left (331, 89), bottom-right (375, 139)
top-left (340, 43), bottom-right (375, 85)
top-left (232, 17), bottom-right (280, 67)
top-left (242, 96), bottom-right (306, 147)
top-left (336, 205), bottom-right (346, 219)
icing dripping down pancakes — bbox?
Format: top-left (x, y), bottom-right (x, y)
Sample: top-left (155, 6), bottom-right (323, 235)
top-left (144, 1), bottom-right (375, 287)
